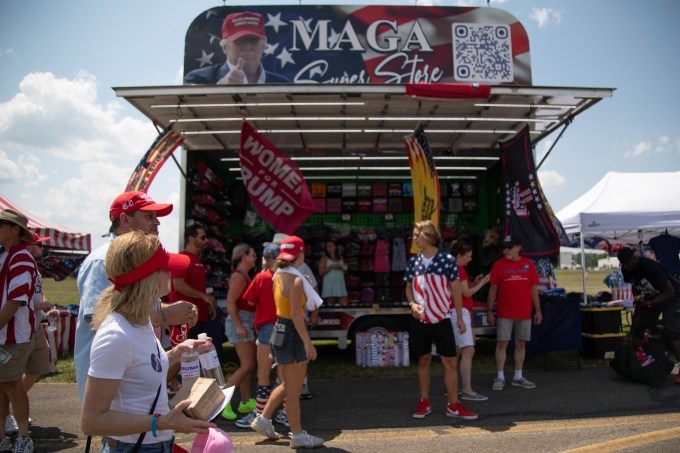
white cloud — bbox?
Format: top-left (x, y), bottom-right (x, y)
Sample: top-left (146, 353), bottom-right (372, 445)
top-left (529, 8), bottom-right (563, 28)
top-left (537, 169), bottom-right (566, 191)
top-left (624, 141), bottom-right (652, 158)
top-left (0, 149), bottom-right (22, 182)
top-left (0, 48), bottom-right (15, 57)
top-left (174, 66), bottom-right (184, 85)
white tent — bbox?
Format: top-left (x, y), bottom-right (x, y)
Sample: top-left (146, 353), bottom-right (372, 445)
top-left (557, 171), bottom-right (680, 301)
top-left (557, 171), bottom-right (680, 242)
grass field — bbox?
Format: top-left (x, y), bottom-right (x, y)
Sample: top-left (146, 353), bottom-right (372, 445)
top-left (40, 269), bottom-right (613, 383)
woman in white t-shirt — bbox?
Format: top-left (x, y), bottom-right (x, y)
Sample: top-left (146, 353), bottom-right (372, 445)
top-left (81, 231), bottom-right (215, 452)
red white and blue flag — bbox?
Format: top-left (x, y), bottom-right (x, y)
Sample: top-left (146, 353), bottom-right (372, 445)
top-left (125, 125), bottom-right (185, 193)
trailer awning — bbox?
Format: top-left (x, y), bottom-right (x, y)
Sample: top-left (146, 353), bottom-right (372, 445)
top-left (114, 84), bottom-right (613, 178)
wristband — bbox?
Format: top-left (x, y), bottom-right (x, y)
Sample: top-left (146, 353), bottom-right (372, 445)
top-left (151, 413), bottom-right (161, 437)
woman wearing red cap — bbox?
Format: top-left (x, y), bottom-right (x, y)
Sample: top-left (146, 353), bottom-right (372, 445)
top-left (80, 231), bottom-right (215, 452)
top-left (250, 236), bottom-right (324, 449)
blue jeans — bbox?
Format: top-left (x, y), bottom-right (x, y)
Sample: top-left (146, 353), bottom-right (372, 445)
top-left (102, 437), bottom-right (174, 453)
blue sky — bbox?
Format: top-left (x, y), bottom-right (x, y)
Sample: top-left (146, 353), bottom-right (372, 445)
top-left (1, 0), bottom-right (679, 251)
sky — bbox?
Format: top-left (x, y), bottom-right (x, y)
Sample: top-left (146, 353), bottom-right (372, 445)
top-left (1, 0), bottom-right (679, 252)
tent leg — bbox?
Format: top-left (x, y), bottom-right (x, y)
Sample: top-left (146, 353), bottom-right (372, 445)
top-left (580, 233), bottom-right (587, 305)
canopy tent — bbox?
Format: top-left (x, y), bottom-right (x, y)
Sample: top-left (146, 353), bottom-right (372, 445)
top-left (556, 171), bottom-right (680, 302)
top-left (0, 194), bottom-right (91, 252)
top-left (557, 171), bottom-right (680, 243)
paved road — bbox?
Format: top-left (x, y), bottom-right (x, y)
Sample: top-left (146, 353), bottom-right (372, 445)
top-left (22, 364), bottom-right (680, 452)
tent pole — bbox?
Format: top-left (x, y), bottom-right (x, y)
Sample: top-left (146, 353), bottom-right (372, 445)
top-left (580, 232), bottom-right (587, 305)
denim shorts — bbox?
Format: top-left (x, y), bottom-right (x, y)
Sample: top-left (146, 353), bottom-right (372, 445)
top-left (224, 309), bottom-right (255, 344)
top-left (270, 317), bottom-right (308, 364)
top-left (102, 437), bottom-right (174, 453)
top-left (257, 323), bottom-right (275, 346)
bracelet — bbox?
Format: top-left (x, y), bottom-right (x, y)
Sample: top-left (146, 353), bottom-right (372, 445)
top-left (151, 413), bottom-right (161, 437)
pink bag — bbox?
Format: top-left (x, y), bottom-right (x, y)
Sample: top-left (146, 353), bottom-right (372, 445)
top-left (190, 427), bottom-right (234, 453)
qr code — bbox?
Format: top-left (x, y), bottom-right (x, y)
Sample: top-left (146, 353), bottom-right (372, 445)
top-left (452, 23), bottom-right (513, 83)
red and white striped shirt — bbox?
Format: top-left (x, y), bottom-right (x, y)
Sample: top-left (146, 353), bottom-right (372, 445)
top-left (0, 244), bottom-right (37, 344)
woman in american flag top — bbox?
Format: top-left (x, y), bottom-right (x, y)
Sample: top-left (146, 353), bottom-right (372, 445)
top-left (404, 220), bottom-right (478, 421)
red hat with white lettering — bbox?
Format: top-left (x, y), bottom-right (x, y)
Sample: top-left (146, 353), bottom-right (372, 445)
top-left (221, 12), bottom-right (266, 41)
top-left (109, 191), bottom-right (173, 221)
top-left (277, 235), bottom-right (304, 261)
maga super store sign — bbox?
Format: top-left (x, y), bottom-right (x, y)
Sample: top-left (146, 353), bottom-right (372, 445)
top-left (184, 4), bottom-right (531, 85)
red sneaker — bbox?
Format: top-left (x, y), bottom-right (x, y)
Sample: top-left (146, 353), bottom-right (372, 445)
top-left (412, 398), bottom-right (432, 419)
top-left (675, 374), bottom-right (680, 385)
top-left (446, 401), bottom-right (479, 420)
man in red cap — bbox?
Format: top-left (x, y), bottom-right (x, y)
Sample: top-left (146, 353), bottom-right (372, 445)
top-left (74, 192), bottom-right (198, 402)
top-left (184, 11), bottom-right (290, 85)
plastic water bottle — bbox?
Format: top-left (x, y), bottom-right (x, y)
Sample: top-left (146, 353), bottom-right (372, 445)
top-left (180, 340), bottom-right (200, 391)
top-left (197, 333), bottom-right (226, 388)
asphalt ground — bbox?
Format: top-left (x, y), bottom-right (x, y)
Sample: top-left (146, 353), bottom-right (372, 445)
top-left (18, 361), bottom-right (680, 452)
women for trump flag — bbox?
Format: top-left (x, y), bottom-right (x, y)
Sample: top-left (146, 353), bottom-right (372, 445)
top-left (405, 124), bottom-right (440, 252)
top-left (239, 122), bottom-right (315, 234)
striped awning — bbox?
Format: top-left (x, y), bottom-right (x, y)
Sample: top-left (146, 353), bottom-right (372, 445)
top-left (0, 194), bottom-right (91, 252)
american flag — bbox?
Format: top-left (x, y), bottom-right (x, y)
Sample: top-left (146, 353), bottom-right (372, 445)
top-left (403, 251), bottom-right (459, 324)
top-left (405, 124), bottom-right (440, 253)
top-left (125, 125), bottom-right (184, 193)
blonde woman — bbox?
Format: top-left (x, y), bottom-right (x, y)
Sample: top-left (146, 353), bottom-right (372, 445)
top-left (251, 236), bottom-right (324, 449)
top-left (222, 243), bottom-right (258, 420)
top-left (81, 231), bottom-right (215, 452)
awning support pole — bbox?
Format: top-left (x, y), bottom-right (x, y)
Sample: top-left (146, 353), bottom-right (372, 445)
top-left (580, 232), bottom-right (587, 305)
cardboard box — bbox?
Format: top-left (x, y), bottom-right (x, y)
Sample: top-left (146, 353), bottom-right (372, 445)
top-left (171, 377), bottom-right (225, 420)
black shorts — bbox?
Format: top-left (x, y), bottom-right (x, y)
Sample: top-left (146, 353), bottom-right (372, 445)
top-left (409, 317), bottom-right (457, 358)
top-left (631, 297), bottom-right (680, 342)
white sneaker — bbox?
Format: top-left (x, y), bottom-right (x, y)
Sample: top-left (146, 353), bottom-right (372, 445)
top-left (250, 414), bottom-right (283, 440)
top-left (0, 437), bottom-right (12, 453)
top-left (289, 431), bottom-right (324, 448)
top-left (14, 436), bottom-right (33, 453)
top-left (300, 382), bottom-right (312, 400)
top-left (274, 409), bottom-right (290, 427)
top-left (4, 415), bottom-right (17, 435)
top-left (235, 410), bottom-right (257, 429)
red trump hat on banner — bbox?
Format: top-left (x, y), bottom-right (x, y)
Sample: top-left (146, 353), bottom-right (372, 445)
top-left (221, 12), bottom-right (266, 41)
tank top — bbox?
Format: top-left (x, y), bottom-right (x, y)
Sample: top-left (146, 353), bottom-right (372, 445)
top-left (273, 273), bottom-right (307, 319)
top-left (232, 269), bottom-right (254, 312)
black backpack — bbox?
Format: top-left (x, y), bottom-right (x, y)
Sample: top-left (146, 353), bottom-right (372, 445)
top-left (609, 340), bottom-right (674, 386)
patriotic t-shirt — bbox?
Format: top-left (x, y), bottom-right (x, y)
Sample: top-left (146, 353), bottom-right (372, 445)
top-left (403, 251), bottom-right (459, 324)
top-left (0, 244), bottom-right (37, 344)
top-left (489, 257), bottom-right (539, 320)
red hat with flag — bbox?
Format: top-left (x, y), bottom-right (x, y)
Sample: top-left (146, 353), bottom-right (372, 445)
top-left (109, 191), bottom-right (173, 222)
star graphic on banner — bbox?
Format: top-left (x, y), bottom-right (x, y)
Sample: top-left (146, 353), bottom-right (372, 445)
top-left (208, 33), bottom-right (221, 45)
top-left (277, 47), bottom-right (295, 68)
top-left (196, 50), bottom-right (214, 67)
top-left (264, 42), bottom-right (279, 56)
top-left (537, 202), bottom-right (543, 210)
top-left (266, 12), bottom-right (287, 33)
top-left (328, 28), bottom-right (341, 48)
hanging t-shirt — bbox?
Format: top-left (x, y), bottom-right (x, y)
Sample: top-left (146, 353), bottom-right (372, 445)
top-left (489, 257), bottom-right (539, 320)
top-left (391, 237), bottom-right (407, 271)
top-left (373, 239), bottom-right (391, 273)
top-left (648, 234), bottom-right (680, 275)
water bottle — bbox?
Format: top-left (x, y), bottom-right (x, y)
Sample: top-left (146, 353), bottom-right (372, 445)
top-left (197, 333), bottom-right (226, 388)
top-left (180, 340), bottom-right (200, 391)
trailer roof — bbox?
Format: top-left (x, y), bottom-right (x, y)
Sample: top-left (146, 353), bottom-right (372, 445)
top-left (114, 84), bottom-right (613, 178)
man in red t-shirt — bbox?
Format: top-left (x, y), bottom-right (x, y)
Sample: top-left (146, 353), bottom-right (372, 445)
top-left (487, 235), bottom-right (542, 391)
top-left (170, 225), bottom-right (217, 341)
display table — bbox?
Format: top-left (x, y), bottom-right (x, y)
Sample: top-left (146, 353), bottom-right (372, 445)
top-left (524, 293), bottom-right (583, 356)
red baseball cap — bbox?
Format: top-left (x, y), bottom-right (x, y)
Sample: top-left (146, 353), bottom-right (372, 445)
top-left (29, 232), bottom-right (50, 244)
top-left (221, 12), bottom-right (266, 41)
top-left (277, 236), bottom-right (304, 261)
top-left (109, 191), bottom-right (173, 221)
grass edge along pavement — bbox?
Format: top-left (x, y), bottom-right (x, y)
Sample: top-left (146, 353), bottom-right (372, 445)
top-left (40, 269), bottom-right (614, 384)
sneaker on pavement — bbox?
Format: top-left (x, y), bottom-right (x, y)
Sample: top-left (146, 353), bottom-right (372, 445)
top-left (300, 382), bottom-right (312, 400)
top-left (492, 378), bottom-right (505, 391)
top-left (221, 403), bottom-right (237, 421)
top-left (14, 436), bottom-right (33, 453)
top-left (412, 398), bottom-right (432, 419)
top-left (446, 402), bottom-right (479, 420)
top-left (4, 415), bottom-right (17, 435)
top-left (274, 409), bottom-right (290, 428)
top-left (251, 414), bottom-right (283, 440)
top-left (289, 431), bottom-right (324, 449)
top-left (238, 398), bottom-right (257, 413)
top-left (460, 392), bottom-right (488, 401)
top-left (235, 410), bottom-right (257, 429)
top-left (511, 377), bottom-right (536, 389)
top-left (0, 437), bottom-right (12, 453)
top-left (674, 374), bottom-right (680, 385)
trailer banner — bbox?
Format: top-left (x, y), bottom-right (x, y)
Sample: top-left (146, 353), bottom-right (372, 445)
top-left (405, 125), bottom-right (440, 253)
top-left (125, 125), bottom-right (185, 193)
top-left (239, 122), bottom-right (315, 234)
top-left (500, 126), bottom-right (561, 264)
